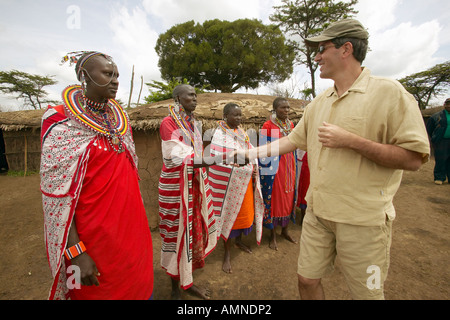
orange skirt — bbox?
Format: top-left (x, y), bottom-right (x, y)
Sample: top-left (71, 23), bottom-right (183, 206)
top-left (232, 179), bottom-right (254, 230)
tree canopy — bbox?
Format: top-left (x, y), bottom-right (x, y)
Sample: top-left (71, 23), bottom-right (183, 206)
top-left (270, 0), bottom-right (358, 98)
top-left (399, 61), bottom-right (450, 109)
top-left (0, 70), bottom-right (58, 110)
top-left (155, 19), bottom-right (295, 93)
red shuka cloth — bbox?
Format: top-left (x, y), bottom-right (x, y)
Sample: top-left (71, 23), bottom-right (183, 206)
top-left (262, 120), bottom-right (296, 219)
top-left (68, 139), bottom-right (153, 300)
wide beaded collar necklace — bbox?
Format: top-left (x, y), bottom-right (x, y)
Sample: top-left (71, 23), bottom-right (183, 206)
top-left (272, 117), bottom-right (293, 136)
top-left (217, 120), bottom-right (250, 149)
top-left (168, 104), bottom-right (203, 157)
top-left (62, 85), bottom-right (128, 153)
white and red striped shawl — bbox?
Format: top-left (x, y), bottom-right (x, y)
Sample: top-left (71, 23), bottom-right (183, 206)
top-left (208, 123), bottom-right (264, 244)
top-left (158, 114), bottom-right (217, 290)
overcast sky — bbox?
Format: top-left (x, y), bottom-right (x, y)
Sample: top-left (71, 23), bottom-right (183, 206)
top-left (0, 0), bottom-right (449, 111)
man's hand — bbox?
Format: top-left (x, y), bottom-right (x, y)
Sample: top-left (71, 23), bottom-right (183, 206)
top-left (227, 150), bottom-right (250, 166)
top-left (318, 121), bottom-right (354, 148)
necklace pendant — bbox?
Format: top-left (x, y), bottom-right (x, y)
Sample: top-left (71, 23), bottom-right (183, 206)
top-left (111, 136), bottom-right (120, 145)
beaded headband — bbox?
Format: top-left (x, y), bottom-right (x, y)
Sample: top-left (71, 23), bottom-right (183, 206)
top-left (60, 51), bottom-right (114, 81)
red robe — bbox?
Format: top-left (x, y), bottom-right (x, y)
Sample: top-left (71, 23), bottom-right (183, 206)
top-left (259, 120), bottom-right (297, 227)
top-left (69, 138), bottom-right (153, 300)
top-left (41, 100), bottom-right (153, 300)
top-left (158, 113), bottom-right (217, 290)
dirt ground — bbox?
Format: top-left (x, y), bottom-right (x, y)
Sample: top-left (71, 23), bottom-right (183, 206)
top-left (0, 159), bottom-right (448, 300)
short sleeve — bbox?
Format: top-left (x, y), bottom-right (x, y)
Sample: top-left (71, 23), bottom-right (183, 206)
top-left (288, 105), bottom-right (309, 151)
top-left (387, 90), bottom-right (430, 162)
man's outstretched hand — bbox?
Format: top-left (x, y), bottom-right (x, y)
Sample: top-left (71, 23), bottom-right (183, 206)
top-left (226, 150), bottom-right (250, 166)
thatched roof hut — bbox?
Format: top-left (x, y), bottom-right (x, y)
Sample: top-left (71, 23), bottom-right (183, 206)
top-left (128, 92), bottom-right (307, 131)
top-left (0, 109), bottom-right (45, 130)
top-left (0, 109), bottom-right (45, 174)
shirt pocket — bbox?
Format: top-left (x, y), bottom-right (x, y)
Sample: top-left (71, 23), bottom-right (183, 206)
top-left (339, 116), bottom-right (367, 135)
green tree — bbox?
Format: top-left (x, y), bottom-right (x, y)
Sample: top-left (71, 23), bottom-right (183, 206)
top-left (144, 77), bottom-right (208, 104)
top-left (270, 0), bottom-right (358, 97)
top-left (0, 70), bottom-right (58, 109)
top-left (155, 19), bottom-right (295, 93)
top-left (398, 61), bottom-right (450, 109)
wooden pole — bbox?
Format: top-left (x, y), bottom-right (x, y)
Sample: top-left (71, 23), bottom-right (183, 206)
top-left (127, 65), bottom-right (135, 109)
top-left (23, 132), bottom-right (27, 177)
top-left (136, 75), bottom-right (143, 107)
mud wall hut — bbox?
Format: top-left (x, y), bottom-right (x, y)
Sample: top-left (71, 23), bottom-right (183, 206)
top-left (0, 93), bottom-right (307, 228)
top-left (0, 109), bottom-right (45, 174)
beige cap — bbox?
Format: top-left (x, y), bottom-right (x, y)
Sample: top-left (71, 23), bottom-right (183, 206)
top-left (305, 19), bottom-right (369, 47)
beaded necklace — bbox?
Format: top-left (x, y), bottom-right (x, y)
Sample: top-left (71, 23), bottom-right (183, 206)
top-left (83, 96), bottom-right (107, 111)
top-left (62, 85), bottom-right (128, 153)
top-left (272, 117), bottom-right (293, 136)
top-left (168, 104), bottom-right (202, 157)
top-left (217, 120), bottom-right (250, 149)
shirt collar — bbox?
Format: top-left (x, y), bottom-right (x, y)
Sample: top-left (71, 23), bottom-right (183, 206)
top-left (328, 67), bottom-right (371, 98)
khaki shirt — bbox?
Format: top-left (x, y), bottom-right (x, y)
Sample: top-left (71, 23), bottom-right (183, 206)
top-left (288, 68), bottom-right (430, 226)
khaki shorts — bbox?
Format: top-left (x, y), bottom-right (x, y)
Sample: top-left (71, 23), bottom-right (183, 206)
top-left (297, 209), bottom-right (392, 300)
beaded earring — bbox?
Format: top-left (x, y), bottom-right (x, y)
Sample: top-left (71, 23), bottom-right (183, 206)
top-left (174, 101), bottom-right (181, 113)
top-left (271, 110), bottom-right (276, 121)
top-left (79, 72), bottom-right (87, 95)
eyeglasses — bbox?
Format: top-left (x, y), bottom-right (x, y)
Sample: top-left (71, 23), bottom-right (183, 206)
top-left (317, 44), bottom-right (336, 54)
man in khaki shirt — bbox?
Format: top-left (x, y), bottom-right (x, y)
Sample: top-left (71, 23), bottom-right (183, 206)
top-left (239, 19), bottom-right (429, 299)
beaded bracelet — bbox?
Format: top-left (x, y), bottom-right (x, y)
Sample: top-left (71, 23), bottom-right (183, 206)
top-left (65, 241), bottom-right (86, 260)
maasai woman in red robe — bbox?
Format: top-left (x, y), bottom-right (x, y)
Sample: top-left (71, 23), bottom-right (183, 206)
top-left (40, 52), bottom-right (153, 300)
top-left (259, 97), bottom-right (299, 250)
